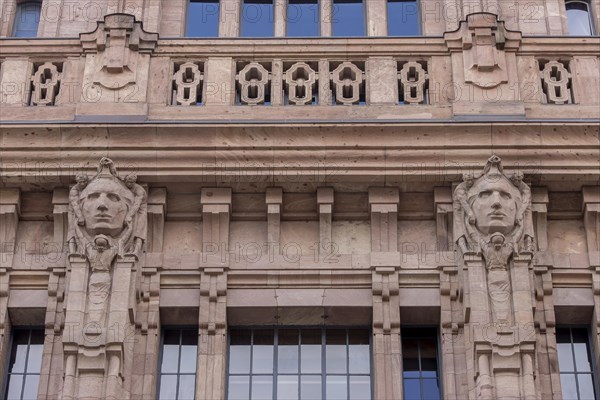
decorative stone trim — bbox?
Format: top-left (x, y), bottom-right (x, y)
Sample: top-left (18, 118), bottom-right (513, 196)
top-left (539, 59), bottom-right (573, 105)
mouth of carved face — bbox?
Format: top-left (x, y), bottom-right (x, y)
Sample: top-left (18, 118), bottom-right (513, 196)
top-left (488, 211), bottom-right (507, 219)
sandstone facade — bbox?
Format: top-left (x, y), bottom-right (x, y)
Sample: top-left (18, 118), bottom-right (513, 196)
top-left (0, 1), bottom-right (599, 399)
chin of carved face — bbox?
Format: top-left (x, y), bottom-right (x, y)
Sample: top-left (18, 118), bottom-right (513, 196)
top-left (82, 189), bottom-right (128, 237)
top-left (473, 183), bottom-right (517, 236)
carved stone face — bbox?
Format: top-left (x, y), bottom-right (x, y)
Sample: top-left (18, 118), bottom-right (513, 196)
top-left (81, 179), bottom-right (130, 237)
top-left (471, 178), bottom-right (518, 235)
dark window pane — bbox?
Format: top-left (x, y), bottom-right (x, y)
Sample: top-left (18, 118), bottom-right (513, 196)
top-left (251, 375), bottom-right (273, 399)
top-left (422, 378), bottom-right (441, 400)
top-left (326, 375), bottom-right (347, 400)
top-left (254, 329), bottom-right (274, 345)
top-left (566, 1), bottom-right (593, 36)
top-left (387, 0), bottom-right (420, 36)
top-left (164, 329), bottom-right (181, 345)
top-left (29, 330), bottom-right (45, 345)
top-left (560, 373), bottom-right (578, 400)
top-left (241, 0), bottom-right (274, 37)
top-left (287, 0), bottom-right (319, 36)
top-left (181, 329), bottom-right (197, 345)
top-left (332, 0), bottom-right (365, 37)
top-left (349, 375), bottom-right (371, 400)
top-left (278, 375), bottom-right (299, 400)
top-left (187, 0), bottom-right (220, 37)
top-left (13, 2), bottom-right (41, 38)
top-left (578, 374), bottom-right (596, 400)
top-left (404, 379), bottom-right (421, 400)
top-left (301, 375), bottom-right (322, 400)
top-left (348, 329), bottom-right (369, 345)
top-left (159, 374), bottom-right (178, 400)
top-left (402, 337), bottom-right (419, 377)
top-left (231, 329), bottom-right (252, 345)
top-left (302, 329), bottom-right (322, 345)
top-left (178, 374), bottom-right (196, 400)
top-left (228, 375), bottom-right (250, 400)
top-left (557, 328), bottom-right (572, 343)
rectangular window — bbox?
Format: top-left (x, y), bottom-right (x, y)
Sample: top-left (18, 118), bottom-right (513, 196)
top-left (287, 0), bottom-right (320, 37)
top-left (186, 0), bottom-right (220, 37)
top-left (3, 328), bottom-right (44, 400)
top-left (332, 0), bottom-right (365, 37)
top-left (12, 1), bottom-right (41, 38)
top-left (387, 0), bottom-right (420, 36)
top-left (401, 328), bottom-right (441, 400)
top-left (158, 328), bottom-right (198, 400)
top-left (227, 327), bottom-right (372, 399)
top-left (241, 0), bottom-right (274, 37)
top-left (557, 327), bottom-right (598, 400)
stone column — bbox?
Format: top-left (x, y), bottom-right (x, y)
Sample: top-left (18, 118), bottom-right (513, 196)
top-left (532, 187), bottom-right (549, 251)
top-left (434, 187), bottom-right (453, 251)
top-left (266, 188), bottom-right (282, 255)
top-left (317, 187), bottom-right (334, 255)
top-left (220, 0), bottom-right (241, 37)
top-left (320, 0), bottom-right (332, 36)
top-left (366, 0), bottom-right (387, 36)
top-left (147, 188), bottom-right (167, 253)
top-left (369, 188), bottom-right (399, 252)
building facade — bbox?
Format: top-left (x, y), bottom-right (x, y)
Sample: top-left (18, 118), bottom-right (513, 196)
top-left (0, 0), bottom-right (599, 399)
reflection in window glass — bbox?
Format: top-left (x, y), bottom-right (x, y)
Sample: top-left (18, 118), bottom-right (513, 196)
top-left (556, 327), bottom-right (598, 400)
top-left (3, 328), bottom-right (44, 400)
top-left (241, 0), bottom-right (274, 37)
top-left (12, 2), bottom-right (41, 38)
top-left (332, 0), bottom-right (365, 37)
top-left (287, 0), bottom-right (319, 36)
top-left (387, 0), bottom-right (420, 36)
top-left (227, 328), bottom-right (372, 399)
top-left (158, 328), bottom-right (198, 400)
top-left (566, 0), bottom-right (594, 36)
top-left (401, 328), bottom-right (441, 400)
top-left (186, 0), bottom-right (220, 37)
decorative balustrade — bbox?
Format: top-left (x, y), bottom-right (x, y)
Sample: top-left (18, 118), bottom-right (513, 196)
top-left (538, 59), bottom-right (573, 105)
top-left (0, 34), bottom-right (597, 120)
top-left (30, 62), bottom-right (62, 106)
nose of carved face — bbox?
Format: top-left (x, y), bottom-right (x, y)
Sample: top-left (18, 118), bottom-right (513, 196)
top-left (82, 190), bottom-right (128, 237)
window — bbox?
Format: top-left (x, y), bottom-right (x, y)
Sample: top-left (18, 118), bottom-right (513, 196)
top-left (158, 328), bottom-right (198, 400)
top-left (186, 0), bottom-right (220, 37)
top-left (3, 328), bottom-right (44, 400)
top-left (287, 0), bottom-right (319, 37)
top-left (401, 328), bottom-right (441, 400)
top-left (241, 0), bottom-right (274, 37)
top-left (12, 1), bottom-right (41, 38)
top-left (227, 327), bottom-right (372, 399)
top-left (566, 0), bottom-right (594, 35)
top-left (557, 327), bottom-right (598, 400)
top-left (387, 0), bottom-right (420, 36)
top-left (332, 0), bottom-right (365, 37)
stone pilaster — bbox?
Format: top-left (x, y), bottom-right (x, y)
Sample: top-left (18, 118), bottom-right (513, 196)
top-left (532, 187), bottom-right (549, 251)
top-left (197, 188), bottom-right (231, 400)
top-left (0, 59), bottom-right (33, 106)
top-left (0, 189), bottom-right (20, 384)
top-left (369, 188), bottom-right (399, 252)
top-left (369, 187), bottom-right (402, 399)
top-left (582, 186), bottom-right (600, 267)
top-left (147, 188), bottom-right (167, 253)
top-left (317, 187), bottom-right (334, 255)
top-left (434, 187), bottom-right (454, 251)
top-left (266, 188), bottom-right (282, 255)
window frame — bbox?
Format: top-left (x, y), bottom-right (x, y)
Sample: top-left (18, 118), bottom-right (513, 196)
top-left (157, 326), bottom-right (199, 400)
top-left (331, 0), bottom-right (367, 37)
top-left (185, 0), bottom-right (221, 37)
top-left (565, 0), bottom-right (596, 36)
top-left (11, 0), bottom-right (42, 38)
top-left (285, 0), bottom-right (321, 37)
top-left (240, 0), bottom-right (276, 38)
top-left (386, 0), bottom-right (422, 36)
top-left (556, 325), bottom-right (600, 400)
top-left (401, 326), bottom-right (443, 400)
top-left (2, 327), bottom-right (45, 400)
top-left (225, 326), bottom-right (374, 400)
